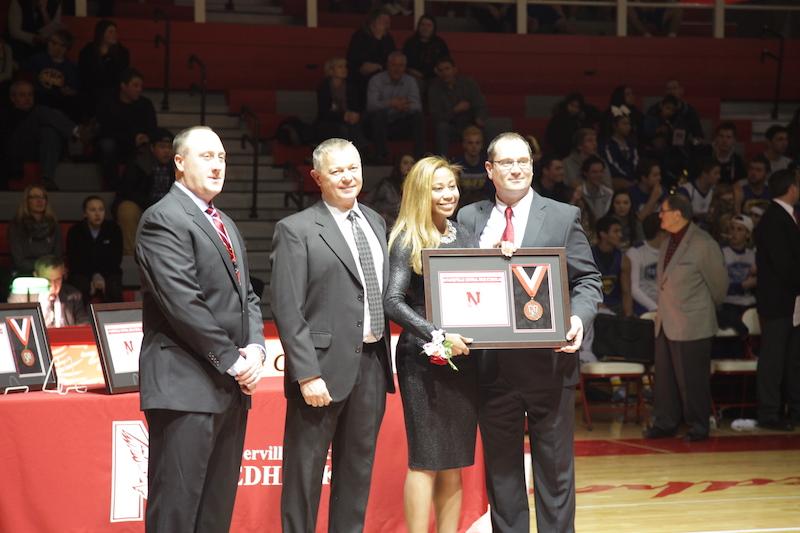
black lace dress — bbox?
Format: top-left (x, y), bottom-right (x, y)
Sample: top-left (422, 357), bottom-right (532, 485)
top-left (384, 223), bottom-right (479, 470)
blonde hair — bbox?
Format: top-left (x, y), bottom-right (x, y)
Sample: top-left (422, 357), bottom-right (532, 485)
top-left (15, 184), bottom-right (58, 230)
top-left (388, 156), bottom-right (460, 275)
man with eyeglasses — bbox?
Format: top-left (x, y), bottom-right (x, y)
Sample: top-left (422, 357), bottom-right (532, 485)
top-left (458, 132), bottom-right (602, 532)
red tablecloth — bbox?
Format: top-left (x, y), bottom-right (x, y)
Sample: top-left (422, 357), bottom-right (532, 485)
top-left (0, 376), bottom-right (488, 532)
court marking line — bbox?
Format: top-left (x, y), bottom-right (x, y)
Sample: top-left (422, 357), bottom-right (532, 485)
top-left (601, 439), bottom-right (676, 454)
top-left (577, 494), bottom-right (800, 510)
top-left (683, 529), bottom-right (800, 533)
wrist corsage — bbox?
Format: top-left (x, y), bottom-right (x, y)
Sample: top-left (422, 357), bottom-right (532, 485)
top-left (421, 329), bottom-right (458, 371)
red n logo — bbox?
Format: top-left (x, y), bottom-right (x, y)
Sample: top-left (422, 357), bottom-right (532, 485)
top-left (466, 292), bottom-right (480, 306)
top-left (124, 340), bottom-right (134, 353)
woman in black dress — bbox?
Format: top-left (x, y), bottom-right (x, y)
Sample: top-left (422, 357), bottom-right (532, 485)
top-left (384, 155), bottom-right (476, 533)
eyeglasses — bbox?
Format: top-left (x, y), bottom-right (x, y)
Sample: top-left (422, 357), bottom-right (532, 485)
top-left (489, 158), bottom-right (532, 170)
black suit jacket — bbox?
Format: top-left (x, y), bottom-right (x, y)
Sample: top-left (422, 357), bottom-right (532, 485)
top-left (457, 191), bottom-right (602, 390)
top-left (755, 201), bottom-right (800, 319)
top-left (135, 185), bottom-right (264, 413)
top-left (270, 201), bottom-right (395, 401)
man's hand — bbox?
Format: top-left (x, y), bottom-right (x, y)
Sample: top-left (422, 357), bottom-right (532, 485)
top-left (234, 348), bottom-right (263, 394)
top-left (299, 377), bottom-right (332, 407)
top-left (497, 240), bottom-right (516, 258)
top-left (556, 315), bottom-right (584, 353)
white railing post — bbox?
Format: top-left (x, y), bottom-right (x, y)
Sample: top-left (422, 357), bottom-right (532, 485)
top-left (616, 0), bottom-right (627, 37)
top-left (414, 0), bottom-right (424, 26)
top-left (194, 0), bottom-right (206, 23)
top-left (307, 0), bottom-right (318, 27)
top-left (516, 0), bottom-right (527, 34)
top-left (713, 0), bottom-right (724, 38)
top-left (75, 0), bottom-right (87, 17)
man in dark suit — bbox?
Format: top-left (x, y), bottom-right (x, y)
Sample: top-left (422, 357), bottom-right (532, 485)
top-left (135, 126), bottom-right (265, 532)
top-left (271, 138), bottom-right (395, 532)
top-left (644, 193), bottom-right (728, 442)
top-left (754, 169), bottom-right (800, 430)
top-left (457, 132), bottom-right (602, 533)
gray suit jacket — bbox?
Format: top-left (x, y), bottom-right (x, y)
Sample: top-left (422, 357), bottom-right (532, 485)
top-left (135, 184), bottom-right (264, 413)
top-left (270, 201), bottom-right (395, 401)
top-left (458, 191), bottom-right (602, 390)
top-left (655, 222), bottom-right (728, 341)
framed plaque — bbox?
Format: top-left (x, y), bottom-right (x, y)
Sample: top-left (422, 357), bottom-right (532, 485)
top-left (0, 303), bottom-right (57, 393)
top-left (422, 248), bottom-right (571, 349)
top-left (90, 302), bottom-right (143, 394)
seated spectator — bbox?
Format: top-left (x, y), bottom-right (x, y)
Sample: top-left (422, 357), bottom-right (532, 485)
top-left (708, 121), bottom-right (746, 185)
top-left (6, 0), bottom-right (62, 62)
top-left (707, 182), bottom-right (735, 244)
top-left (24, 28), bottom-right (79, 120)
top-left (95, 67), bottom-right (157, 186)
top-left (32, 254), bottom-right (89, 326)
top-left (628, 0), bottom-right (682, 37)
top-left (734, 155), bottom-right (771, 215)
top-left (717, 214), bottom-right (756, 338)
top-left (568, 183), bottom-right (596, 242)
top-left (534, 153), bottom-right (571, 204)
top-left (625, 212), bottom-right (665, 315)
top-left (678, 157), bottom-right (720, 224)
top-left (580, 155), bottom-right (614, 221)
top-left (662, 79), bottom-right (704, 142)
top-left (364, 153), bottom-right (413, 230)
top-left (602, 110), bottom-right (639, 189)
top-left (629, 158), bottom-right (666, 222)
top-left (115, 128), bottom-right (174, 255)
top-left (600, 85), bottom-right (643, 145)
top-left (78, 19), bottom-right (130, 117)
top-left (66, 195), bottom-right (123, 304)
top-left (606, 189), bottom-right (643, 251)
top-left (592, 215), bottom-right (626, 315)
top-left (564, 128), bottom-right (612, 188)
top-left (314, 57), bottom-right (368, 151)
top-left (762, 125), bottom-right (792, 175)
top-left (428, 56), bottom-right (487, 156)
top-left (642, 94), bottom-right (693, 186)
top-left (346, 8), bottom-right (395, 105)
top-left (402, 15), bottom-right (449, 86)
top-left (1, 79), bottom-right (77, 190)
top-left (7, 184), bottom-right (61, 276)
top-left (545, 92), bottom-right (592, 159)
top-left (527, 4), bottom-right (570, 34)
top-left (452, 125), bottom-right (489, 205)
top-left (366, 51), bottom-right (424, 161)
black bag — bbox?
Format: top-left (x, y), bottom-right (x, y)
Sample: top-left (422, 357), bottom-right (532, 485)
top-left (592, 314), bottom-right (655, 364)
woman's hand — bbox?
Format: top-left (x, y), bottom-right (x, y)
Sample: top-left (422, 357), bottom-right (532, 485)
top-left (446, 333), bottom-right (473, 356)
top-left (499, 240), bottom-right (516, 258)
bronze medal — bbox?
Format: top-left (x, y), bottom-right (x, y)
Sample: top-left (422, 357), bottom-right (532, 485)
top-left (523, 299), bottom-right (544, 321)
top-left (512, 265), bottom-right (549, 323)
top-left (20, 348), bottom-right (35, 367)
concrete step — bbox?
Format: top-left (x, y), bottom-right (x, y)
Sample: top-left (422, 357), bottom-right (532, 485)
top-left (720, 101), bottom-right (798, 119)
top-left (276, 90), bottom-right (317, 122)
top-left (158, 112), bottom-right (241, 130)
top-left (53, 162), bottom-right (104, 192)
top-left (145, 90), bottom-right (228, 114)
top-left (206, 11), bottom-right (295, 24)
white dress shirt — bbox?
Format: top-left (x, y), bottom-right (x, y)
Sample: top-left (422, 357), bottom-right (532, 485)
top-left (325, 201), bottom-right (385, 342)
top-left (479, 187), bottom-right (534, 249)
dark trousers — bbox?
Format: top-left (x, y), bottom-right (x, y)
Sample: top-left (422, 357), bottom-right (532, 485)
top-left (367, 110), bottom-right (425, 159)
top-left (144, 402), bottom-right (248, 533)
top-left (479, 381), bottom-right (576, 533)
top-left (281, 342), bottom-right (388, 533)
top-left (757, 316), bottom-right (800, 422)
top-left (652, 332), bottom-right (712, 435)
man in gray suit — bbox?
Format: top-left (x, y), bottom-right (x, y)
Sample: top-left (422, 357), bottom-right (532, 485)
top-left (136, 126), bottom-right (265, 532)
top-left (271, 138), bottom-right (395, 532)
top-left (644, 193), bottom-right (728, 442)
top-left (458, 132), bottom-right (602, 533)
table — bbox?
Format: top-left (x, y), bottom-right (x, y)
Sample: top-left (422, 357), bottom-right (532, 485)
top-left (0, 372), bottom-right (488, 532)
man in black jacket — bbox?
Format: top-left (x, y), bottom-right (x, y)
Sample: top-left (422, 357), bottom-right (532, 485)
top-left (754, 168), bottom-right (800, 430)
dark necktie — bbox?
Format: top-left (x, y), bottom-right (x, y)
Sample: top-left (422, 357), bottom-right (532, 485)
top-left (502, 206), bottom-right (514, 243)
top-left (347, 210), bottom-right (384, 339)
top-left (205, 205), bottom-right (240, 282)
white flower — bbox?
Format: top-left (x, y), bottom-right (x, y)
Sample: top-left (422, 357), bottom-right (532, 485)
top-left (430, 329), bottom-right (445, 345)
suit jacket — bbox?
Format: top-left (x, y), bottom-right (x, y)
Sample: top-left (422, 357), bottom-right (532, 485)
top-left (135, 185), bottom-right (264, 413)
top-left (754, 201), bottom-right (800, 319)
top-left (270, 201), bottom-right (395, 401)
top-left (58, 283), bottom-right (89, 326)
top-left (656, 223), bottom-right (728, 341)
top-left (457, 191), bottom-right (602, 390)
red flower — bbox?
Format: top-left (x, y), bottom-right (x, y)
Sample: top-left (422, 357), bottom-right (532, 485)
top-left (429, 355), bottom-right (448, 366)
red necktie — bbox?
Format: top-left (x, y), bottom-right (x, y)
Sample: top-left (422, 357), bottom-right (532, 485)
top-left (206, 205), bottom-right (240, 282)
top-left (502, 206), bottom-right (514, 243)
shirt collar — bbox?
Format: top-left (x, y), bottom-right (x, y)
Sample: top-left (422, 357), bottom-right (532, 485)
top-left (175, 181), bottom-right (212, 213)
top-left (495, 187), bottom-right (533, 215)
top-left (773, 198), bottom-right (796, 220)
top-left (324, 200), bottom-right (364, 223)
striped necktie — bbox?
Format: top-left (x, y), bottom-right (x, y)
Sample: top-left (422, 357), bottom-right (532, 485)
top-left (347, 210), bottom-right (384, 339)
top-left (206, 205), bottom-right (240, 282)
